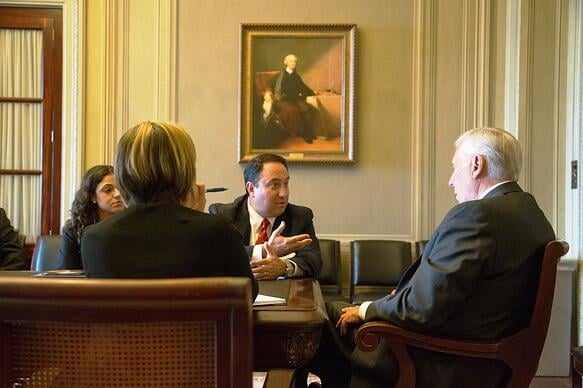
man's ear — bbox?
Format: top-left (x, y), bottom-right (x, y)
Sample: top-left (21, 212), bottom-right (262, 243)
top-left (471, 154), bottom-right (486, 179)
top-left (245, 181), bottom-right (255, 197)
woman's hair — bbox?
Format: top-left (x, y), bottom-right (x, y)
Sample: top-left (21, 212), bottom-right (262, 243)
top-left (115, 121), bottom-right (197, 205)
top-left (68, 165), bottom-right (114, 243)
top-left (455, 127), bottom-right (522, 181)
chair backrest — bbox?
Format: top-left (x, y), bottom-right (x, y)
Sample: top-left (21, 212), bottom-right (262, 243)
top-left (318, 239), bottom-right (341, 291)
top-left (31, 234), bottom-right (62, 271)
top-left (351, 240), bottom-right (411, 287)
top-left (500, 240), bottom-right (569, 387)
top-left (255, 71), bottom-right (280, 97)
top-left (0, 277), bottom-right (252, 388)
top-left (350, 240), bottom-right (412, 304)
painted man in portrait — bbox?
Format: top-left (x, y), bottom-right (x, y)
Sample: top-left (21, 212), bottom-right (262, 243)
top-left (270, 54), bottom-right (318, 144)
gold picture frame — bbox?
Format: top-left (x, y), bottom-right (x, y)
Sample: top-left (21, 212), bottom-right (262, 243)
top-left (239, 23), bottom-right (356, 164)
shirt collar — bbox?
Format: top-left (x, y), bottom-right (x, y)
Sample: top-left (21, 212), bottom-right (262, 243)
top-left (247, 198), bottom-right (275, 234)
top-left (479, 181), bottom-right (511, 199)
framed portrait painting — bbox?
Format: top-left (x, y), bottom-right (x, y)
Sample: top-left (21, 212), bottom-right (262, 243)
top-left (239, 24), bottom-right (356, 164)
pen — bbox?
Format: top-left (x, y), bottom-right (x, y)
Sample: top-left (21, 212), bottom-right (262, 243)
top-left (205, 187), bottom-right (228, 193)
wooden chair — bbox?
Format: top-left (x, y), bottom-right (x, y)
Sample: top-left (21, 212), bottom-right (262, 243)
top-left (355, 240), bottom-right (569, 388)
top-left (350, 240), bottom-right (412, 304)
top-left (30, 234), bottom-right (62, 271)
top-left (0, 277), bottom-right (254, 387)
top-left (318, 238), bottom-right (346, 302)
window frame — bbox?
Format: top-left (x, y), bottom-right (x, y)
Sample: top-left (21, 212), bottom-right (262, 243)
top-left (0, 7), bottom-right (63, 236)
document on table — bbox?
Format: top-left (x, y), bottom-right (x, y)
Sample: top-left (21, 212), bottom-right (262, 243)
top-left (33, 270), bottom-right (85, 278)
top-left (253, 294), bottom-right (286, 306)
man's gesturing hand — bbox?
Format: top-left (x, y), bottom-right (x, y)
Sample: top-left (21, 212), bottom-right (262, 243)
top-left (251, 222), bottom-right (287, 280)
top-left (267, 222), bottom-right (312, 256)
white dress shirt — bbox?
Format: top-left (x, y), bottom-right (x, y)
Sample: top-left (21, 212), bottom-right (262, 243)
top-left (246, 199), bottom-right (300, 277)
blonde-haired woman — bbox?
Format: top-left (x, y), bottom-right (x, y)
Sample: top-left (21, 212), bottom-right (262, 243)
top-left (81, 121), bottom-right (257, 299)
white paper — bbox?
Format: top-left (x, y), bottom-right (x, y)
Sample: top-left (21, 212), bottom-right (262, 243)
top-left (253, 294), bottom-right (286, 306)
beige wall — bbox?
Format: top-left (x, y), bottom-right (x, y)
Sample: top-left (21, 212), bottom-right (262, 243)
top-left (83, 0), bottom-right (568, 241)
top-left (176, 0), bottom-right (415, 237)
top-left (76, 0), bottom-right (578, 369)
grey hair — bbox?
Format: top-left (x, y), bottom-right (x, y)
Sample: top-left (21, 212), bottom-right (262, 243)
top-left (455, 127), bottom-right (522, 181)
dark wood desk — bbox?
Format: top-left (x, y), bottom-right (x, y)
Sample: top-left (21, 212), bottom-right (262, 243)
top-left (255, 278), bottom-right (327, 370)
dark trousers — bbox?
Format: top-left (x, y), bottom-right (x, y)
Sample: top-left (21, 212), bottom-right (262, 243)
top-left (296, 101), bottom-right (314, 136)
top-left (307, 301), bottom-right (398, 388)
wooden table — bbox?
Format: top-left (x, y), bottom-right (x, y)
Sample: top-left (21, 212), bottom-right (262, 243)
top-left (255, 278), bottom-right (328, 370)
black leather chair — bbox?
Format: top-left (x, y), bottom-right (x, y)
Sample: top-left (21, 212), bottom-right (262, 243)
top-left (31, 235), bottom-right (62, 271)
top-left (350, 240), bottom-right (412, 304)
top-left (318, 239), bottom-right (345, 302)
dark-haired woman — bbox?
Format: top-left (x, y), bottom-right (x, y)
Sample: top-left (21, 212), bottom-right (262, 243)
top-left (58, 165), bottom-right (124, 269)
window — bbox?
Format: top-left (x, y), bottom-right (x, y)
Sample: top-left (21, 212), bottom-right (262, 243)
top-left (0, 7), bottom-right (62, 240)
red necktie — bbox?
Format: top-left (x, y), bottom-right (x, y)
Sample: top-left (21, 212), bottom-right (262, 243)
top-left (256, 218), bottom-right (270, 244)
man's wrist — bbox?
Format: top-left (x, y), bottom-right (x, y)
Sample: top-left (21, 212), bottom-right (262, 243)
top-left (359, 301), bottom-right (372, 320)
top-left (252, 244), bottom-right (264, 259)
top-left (284, 260), bottom-right (295, 277)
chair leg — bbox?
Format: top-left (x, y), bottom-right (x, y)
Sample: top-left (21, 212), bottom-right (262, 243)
top-left (572, 354), bottom-right (582, 388)
top-left (573, 371), bottom-right (582, 388)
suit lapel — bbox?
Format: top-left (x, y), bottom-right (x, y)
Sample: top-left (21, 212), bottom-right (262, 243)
top-left (234, 196), bottom-right (252, 243)
top-left (274, 209), bottom-right (289, 237)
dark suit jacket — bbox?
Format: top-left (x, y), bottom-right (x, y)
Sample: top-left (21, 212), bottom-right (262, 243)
top-left (58, 222), bottom-right (83, 270)
top-left (209, 194), bottom-right (322, 278)
top-left (274, 69), bottom-right (315, 101)
top-left (0, 208), bottom-right (30, 270)
top-left (81, 202), bottom-right (258, 300)
top-left (362, 182), bottom-right (555, 387)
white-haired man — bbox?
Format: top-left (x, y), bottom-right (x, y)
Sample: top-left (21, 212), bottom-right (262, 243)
top-left (273, 54), bottom-right (316, 143)
top-left (309, 127), bottom-right (555, 388)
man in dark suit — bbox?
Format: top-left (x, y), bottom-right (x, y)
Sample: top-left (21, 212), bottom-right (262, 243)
top-left (209, 153), bottom-right (322, 280)
top-left (309, 127), bottom-right (555, 387)
top-left (0, 208), bottom-right (30, 270)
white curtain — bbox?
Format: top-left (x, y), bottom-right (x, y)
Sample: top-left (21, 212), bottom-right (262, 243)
top-left (0, 29), bottom-right (43, 242)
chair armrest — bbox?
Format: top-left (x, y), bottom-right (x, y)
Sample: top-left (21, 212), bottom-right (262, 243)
top-left (356, 321), bottom-right (508, 358)
top-left (355, 321), bottom-right (515, 388)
